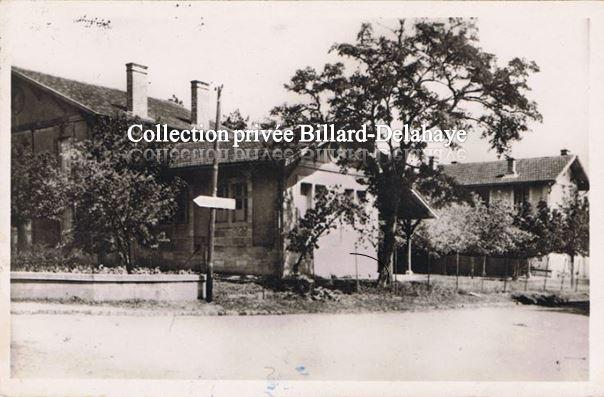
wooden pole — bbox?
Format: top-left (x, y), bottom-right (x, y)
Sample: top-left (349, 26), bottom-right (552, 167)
top-left (574, 257), bottom-right (580, 292)
top-left (503, 258), bottom-right (508, 293)
top-left (406, 233), bottom-right (412, 274)
top-left (481, 255), bottom-right (486, 292)
top-left (354, 245), bottom-right (359, 292)
top-left (426, 252), bottom-right (431, 286)
top-left (455, 252), bottom-right (459, 291)
top-left (570, 255), bottom-right (575, 291)
top-left (524, 260), bottom-right (529, 291)
top-left (543, 255), bottom-right (549, 291)
top-left (205, 84), bottom-right (223, 303)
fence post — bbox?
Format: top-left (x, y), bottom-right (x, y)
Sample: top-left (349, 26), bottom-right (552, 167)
top-left (560, 256), bottom-right (566, 291)
top-left (543, 255), bottom-right (549, 291)
top-left (503, 258), bottom-right (508, 293)
top-left (455, 252), bottom-right (460, 291)
top-left (481, 256), bottom-right (486, 292)
top-left (427, 252), bottom-right (431, 287)
top-left (524, 262), bottom-right (528, 291)
top-left (574, 260), bottom-right (580, 292)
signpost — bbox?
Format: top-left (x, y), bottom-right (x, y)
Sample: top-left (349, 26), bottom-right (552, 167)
top-left (193, 196), bottom-right (236, 210)
top-left (194, 84), bottom-right (224, 303)
top-left (193, 194), bottom-right (235, 302)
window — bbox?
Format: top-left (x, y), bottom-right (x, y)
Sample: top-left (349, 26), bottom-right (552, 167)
top-left (356, 190), bottom-right (367, 203)
top-left (514, 185), bottom-right (529, 206)
top-left (474, 187), bottom-right (490, 205)
top-left (300, 183), bottom-right (312, 213)
top-left (300, 183), bottom-right (312, 197)
top-left (216, 184), bottom-right (229, 223)
top-left (232, 182), bottom-right (248, 222)
top-left (216, 181), bottom-right (248, 223)
top-left (344, 189), bottom-right (354, 201)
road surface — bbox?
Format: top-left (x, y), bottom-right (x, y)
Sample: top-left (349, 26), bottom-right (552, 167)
top-left (10, 305), bottom-right (588, 381)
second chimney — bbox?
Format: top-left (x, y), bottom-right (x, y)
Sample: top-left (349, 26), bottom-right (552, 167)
top-left (191, 80), bottom-right (210, 128)
top-left (428, 156), bottom-right (436, 171)
top-left (126, 63), bottom-right (148, 118)
top-left (561, 148), bottom-right (570, 156)
top-left (507, 156), bottom-right (517, 175)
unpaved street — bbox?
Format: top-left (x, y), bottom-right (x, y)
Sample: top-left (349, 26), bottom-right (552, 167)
top-left (11, 305), bottom-right (588, 381)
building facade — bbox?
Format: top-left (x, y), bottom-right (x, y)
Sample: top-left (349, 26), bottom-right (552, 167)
top-left (11, 64), bottom-right (434, 278)
top-left (441, 154), bottom-right (589, 208)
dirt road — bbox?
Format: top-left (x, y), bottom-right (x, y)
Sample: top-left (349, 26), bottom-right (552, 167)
top-left (10, 305), bottom-right (588, 381)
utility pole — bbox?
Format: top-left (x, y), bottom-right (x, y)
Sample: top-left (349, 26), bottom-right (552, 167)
top-left (206, 84), bottom-right (223, 303)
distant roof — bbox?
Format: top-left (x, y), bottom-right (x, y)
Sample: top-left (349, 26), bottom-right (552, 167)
top-left (12, 66), bottom-right (193, 130)
top-left (442, 155), bottom-right (589, 190)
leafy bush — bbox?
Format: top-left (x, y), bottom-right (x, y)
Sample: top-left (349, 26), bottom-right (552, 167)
top-left (11, 245), bottom-right (85, 271)
top-left (11, 246), bottom-right (196, 274)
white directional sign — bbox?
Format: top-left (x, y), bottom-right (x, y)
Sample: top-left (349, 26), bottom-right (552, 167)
top-left (193, 195), bottom-right (236, 210)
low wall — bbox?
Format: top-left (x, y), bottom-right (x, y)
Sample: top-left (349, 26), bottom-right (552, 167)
top-left (11, 272), bottom-right (205, 302)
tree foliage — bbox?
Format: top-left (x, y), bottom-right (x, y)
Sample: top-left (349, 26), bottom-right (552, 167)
top-left (416, 197), bottom-right (531, 259)
top-left (513, 200), bottom-right (563, 258)
top-left (556, 190), bottom-right (589, 258)
top-left (222, 109), bottom-right (250, 130)
top-left (270, 19), bottom-right (542, 284)
top-left (69, 115), bottom-right (184, 272)
top-left (11, 142), bottom-right (71, 249)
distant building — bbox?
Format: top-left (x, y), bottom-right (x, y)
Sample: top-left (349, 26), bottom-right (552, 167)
top-left (436, 153), bottom-right (590, 280)
top-left (441, 153), bottom-right (589, 208)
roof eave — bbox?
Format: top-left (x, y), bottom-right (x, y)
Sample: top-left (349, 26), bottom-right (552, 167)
top-left (12, 69), bottom-right (101, 117)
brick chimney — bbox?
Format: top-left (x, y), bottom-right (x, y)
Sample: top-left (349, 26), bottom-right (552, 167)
top-left (560, 148), bottom-right (570, 156)
top-left (428, 156), bottom-right (437, 171)
top-left (191, 80), bottom-right (210, 128)
top-left (126, 63), bottom-right (148, 118)
top-left (507, 156), bottom-right (517, 175)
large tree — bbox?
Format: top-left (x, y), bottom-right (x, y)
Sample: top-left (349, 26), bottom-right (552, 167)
top-left (271, 19), bottom-right (542, 285)
top-left (69, 115), bottom-right (184, 272)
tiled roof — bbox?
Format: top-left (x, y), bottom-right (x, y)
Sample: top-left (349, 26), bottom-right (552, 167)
top-left (12, 66), bottom-right (193, 130)
top-left (12, 66), bottom-right (274, 167)
top-left (441, 155), bottom-right (576, 187)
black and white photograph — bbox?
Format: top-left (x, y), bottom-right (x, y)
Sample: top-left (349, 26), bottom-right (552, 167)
top-left (0, 2), bottom-right (602, 397)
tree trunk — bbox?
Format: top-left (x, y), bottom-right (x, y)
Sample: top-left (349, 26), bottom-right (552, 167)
top-left (377, 213), bottom-right (397, 287)
top-left (543, 255), bottom-right (549, 291)
top-left (16, 220), bottom-right (34, 253)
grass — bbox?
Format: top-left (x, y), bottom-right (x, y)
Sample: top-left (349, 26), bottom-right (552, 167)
top-left (12, 274), bottom-right (589, 316)
top-left (200, 276), bottom-right (515, 315)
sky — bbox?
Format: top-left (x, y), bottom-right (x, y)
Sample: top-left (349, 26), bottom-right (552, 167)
top-left (4, 2), bottom-right (590, 169)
